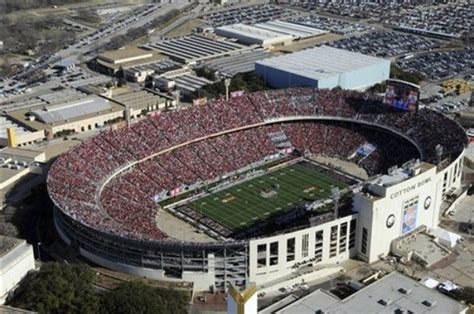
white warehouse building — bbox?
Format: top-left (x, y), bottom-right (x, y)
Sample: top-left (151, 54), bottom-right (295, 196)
top-left (0, 236), bottom-right (35, 304)
top-left (255, 46), bottom-right (391, 90)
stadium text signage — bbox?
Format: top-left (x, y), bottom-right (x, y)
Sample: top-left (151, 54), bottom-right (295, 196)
top-left (389, 177), bottom-right (431, 199)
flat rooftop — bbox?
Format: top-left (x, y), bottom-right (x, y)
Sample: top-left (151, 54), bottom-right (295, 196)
top-left (111, 90), bottom-right (166, 110)
top-left (146, 34), bottom-right (250, 63)
top-left (97, 46), bottom-right (153, 64)
top-left (216, 23), bottom-right (293, 42)
top-left (253, 20), bottom-right (327, 38)
top-left (30, 97), bottom-right (111, 124)
top-left (0, 115), bottom-right (32, 139)
top-left (381, 162), bottom-right (433, 186)
top-left (256, 46), bottom-right (389, 81)
top-left (7, 97), bottom-right (124, 130)
top-left (204, 50), bottom-right (272, 76)
top-left (277, 289), bottom-right (339, 314)
top-left (0, 147), bottom-right (44, 160)
top-left (0, 235), bottom-right (22, 258)
top-left (276, 272), bottom-right (467, 314)
top-left (97, 52), bottom-right (165, 70)
top-left (396, 232), bottom-right (450, 267)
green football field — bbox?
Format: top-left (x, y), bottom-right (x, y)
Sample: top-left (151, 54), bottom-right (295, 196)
top-left (185, 162), bottom-right (347, 232)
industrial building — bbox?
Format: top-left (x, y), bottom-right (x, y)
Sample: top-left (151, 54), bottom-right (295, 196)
top-left (265, 272), bottom-right (468, 314)
top-left (109, 89), bottom-right (171, 118)
top-left (9, 96), bottom-right (124, 139)
top-left (146, 35), bottom-right (251, 64)
top-left (0, 236), bottom-right (36, 304)
top-left (4, 87), bottom-right (172, 143)
top-left (95, 46), bottom-right (164, 75)
top-left (0, 147), bottom-right (46, 190)
top-left (255, 46), bottom-right (391, 90)
top-left (215, 20), bottom-right (327, 48)
top-left (0, 115), bottom-right (45, 148)
top-left (215, 24), bottom-right (293, 48)
top-left (123, 59), bottom-right (182, 83)
top-left (153, 73), bottom-right (213, 97)
top-left (97, 46), bottom-right (153, 65)
top-left (203, 50), bottom-right (272, 77)
top-left (7, 95), bottom-right (125, 138)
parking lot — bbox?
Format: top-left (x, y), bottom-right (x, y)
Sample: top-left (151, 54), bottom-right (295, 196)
top-left (202, 4), bottom-right (294, 27)
top-left (289, 2), bottom-right (471, 39)
top-left (386, 3), bottom-right (472, 39)
top-left (326, 31), bottom-right (440, 58)
top-left (288, 14), bottom-right (369, 35)
top-left (397, 49), bottom-right (474, 81)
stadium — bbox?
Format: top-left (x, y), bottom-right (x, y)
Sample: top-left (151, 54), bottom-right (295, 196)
top-left (47, 87), bottom-right (467, 291)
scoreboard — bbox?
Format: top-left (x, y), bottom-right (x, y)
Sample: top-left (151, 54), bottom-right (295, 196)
top-left (384, 79), bottom-right (420, 112)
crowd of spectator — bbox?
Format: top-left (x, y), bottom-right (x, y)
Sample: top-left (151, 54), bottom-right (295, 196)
top-left (48, 87), bottom-right (467, 242)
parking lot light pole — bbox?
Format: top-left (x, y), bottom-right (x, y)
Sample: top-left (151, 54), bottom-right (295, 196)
top-left (37, 242), bottom-right (42, 261)
top-left (225, 78), bottom-right (231, 101)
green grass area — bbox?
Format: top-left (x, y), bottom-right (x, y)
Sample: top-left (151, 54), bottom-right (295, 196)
top-left (185, 162), bottom-right (347, 232)
top-left (158, 157), bottom-right (292, 208)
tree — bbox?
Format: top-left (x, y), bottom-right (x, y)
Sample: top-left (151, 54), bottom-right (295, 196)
top-left (0, 222), bottom-right (18, 237)
top-left (117, 77), bottom-right (127, 87)
top-left (451, 286), bottom-right (474, 305)
top-left (99, 281), bottom-right (188, 314)
top-left (7, 263), bottom-right (99, 314)
top-left (194, 67), bottom-right (216, 81)
top-left (390, 65), bottom-right (424, 84)
top-left (196, 71), bottom-right (268, 99)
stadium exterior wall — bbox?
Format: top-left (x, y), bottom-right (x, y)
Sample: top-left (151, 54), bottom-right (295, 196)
top-left (50, 114), bottom-right (465, 292)
top-left (53, 209), bottom-right (249, 291)
top-left (53, 150), bottom-right (465, 291)
top-left (354, 151), bottom-right (464, 263)
top-left (248, 214), bottom-right (358, 285)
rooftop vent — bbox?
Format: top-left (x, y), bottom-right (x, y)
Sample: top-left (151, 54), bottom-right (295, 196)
top-left (398, 288), bottom-right (411, 295)
top-left (378, 299), bottom-right (392, 306)
top-left (422, 300), bottom-right (436, 307)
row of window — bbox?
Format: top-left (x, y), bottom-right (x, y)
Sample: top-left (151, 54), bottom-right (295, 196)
top-left (256, 219), bottom-right (357, 268)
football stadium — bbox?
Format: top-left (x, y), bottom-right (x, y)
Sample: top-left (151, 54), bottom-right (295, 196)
top-left (47, 87), bottom-right (468, 291)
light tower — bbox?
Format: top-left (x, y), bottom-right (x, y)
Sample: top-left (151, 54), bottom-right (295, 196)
top-left (436, 144), bottom-right (444, 166)
top-left (173, 89), bottom-right (181, 109)
top-left (331, 187), bottom-right (340, 219)
top-left (224, 78), bottom-right (231, 101)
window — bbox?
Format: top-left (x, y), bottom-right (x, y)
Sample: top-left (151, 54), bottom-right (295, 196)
top-left (349, 219), bottom-right (356, 249)
top-left (314, 231), bottom-right (323, 262)
top-left (287, 238), bottom-right (295, 262)
top-left (339, 222), bottom-right (348, 253)
top-left (330, 225), bottom-right (338, 257)
top-left (361, 228), bottom-right (368, 255)
top-left (269, 242), bottom-right (279, 266)
top-left (301, 234), bottom-right (309, 258)
top-left (453, 164), bottom-right (458, 183)
top-left (257, 244), bottom-right (266, 268)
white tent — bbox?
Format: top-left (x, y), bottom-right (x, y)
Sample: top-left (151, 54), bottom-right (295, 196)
top-left (420, 277), bottom-right (439, 289)
top-left (430, 227), bottom-right (461, 248)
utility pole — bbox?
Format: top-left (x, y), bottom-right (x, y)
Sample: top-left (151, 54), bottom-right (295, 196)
top-left (224, 78), bottom-right (231, 101)
top-left (331, 187), bottom-right (340, 219)
top-left (173, 90), bottom-right (181, 109)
